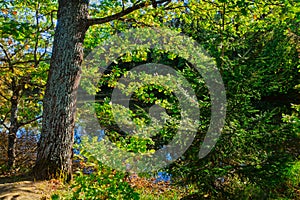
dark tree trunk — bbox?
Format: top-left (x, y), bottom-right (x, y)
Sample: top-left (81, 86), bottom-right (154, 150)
top-left (7, 95), bottom-right (18, 169)
top-left (33, 0), bottom-right (89, 181)
top-left (33, 0), bottom-right (156, 182)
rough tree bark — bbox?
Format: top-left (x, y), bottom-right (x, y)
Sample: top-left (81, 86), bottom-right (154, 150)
top-left (33, 0), bottom-right (89, 181)
top-left (7, 58), bottom-right (20, 169)
top-left (7, 94), bottom-right (18, 169)
top-left (33, 0), bottom-right (170, 181)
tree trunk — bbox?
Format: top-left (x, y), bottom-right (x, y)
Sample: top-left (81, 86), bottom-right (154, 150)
top-left (33, 0), bottom-right (89, 181)
top-left (7, 95), bottom-right (18, 169)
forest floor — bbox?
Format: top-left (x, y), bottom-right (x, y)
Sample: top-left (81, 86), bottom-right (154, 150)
top-left (0, 174), bottom-right (62, 200)
top-left (0, 173), bottom-right (186, 200)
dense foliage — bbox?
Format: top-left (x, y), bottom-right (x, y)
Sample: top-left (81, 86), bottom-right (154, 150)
top-left (0, 0), bottom-right (299, 199)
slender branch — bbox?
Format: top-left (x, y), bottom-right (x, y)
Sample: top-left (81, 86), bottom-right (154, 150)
top-left (38, 44), bottom-right (50, 62)
top-left (0, 110), bottom-right (11, 130)
top-left (0, 57), bottom-right (8, 62)
top-left (1, 110), bottom-right (11, 123)
top-left (122, 0), bottom-right (125, 11)
top-left (18, 116), bottom-right (42, 127)
top-left (12, 59), bottom-right (50, 65)
top-left (0, 90), bottom-right (10, 101)
top-left (10, 40), bottom-right (30, 59)
top-left (0, 123), bottom-right (9, 131)
top-left (43, 10), bottom-right (57, 32)
top-left (0, 44), bottom-right (11, 65)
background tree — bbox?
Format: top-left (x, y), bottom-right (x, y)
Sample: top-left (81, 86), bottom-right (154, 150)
top-left (0, 0), bottom-right (55, 169)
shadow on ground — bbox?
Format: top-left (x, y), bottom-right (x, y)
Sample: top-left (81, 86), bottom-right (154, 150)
top-left (0, 174), bottom-right (50, 200)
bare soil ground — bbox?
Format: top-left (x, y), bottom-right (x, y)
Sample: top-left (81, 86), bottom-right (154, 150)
top-left (0, 175), bottom-right (61, 200)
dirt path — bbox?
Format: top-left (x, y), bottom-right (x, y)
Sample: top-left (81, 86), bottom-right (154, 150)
top-left (0, 176), bottom-right (61, 200)
top-left (0, 181), bottom-right (49, 200)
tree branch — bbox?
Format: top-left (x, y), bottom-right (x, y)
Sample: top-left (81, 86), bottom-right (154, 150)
top-left (87, 0), bottom-right (171, 27)
top-left (18, 116), bottom-right (42, 127)
top-left (0, 110), bottom-right (11, 130)
top-left (0, 123), bottom-right (9, 131)
top-left (42, 10), bottom-right (57, 32)
top-left (0, 90), bottom-right (10, 101)
top-left (0, 57), bottom-right (8, 62)
top-left (12, 59), bottom-right (50, 66)
top-left (88, 1), bottom-right (148, 26)
top-left (0, 44), bottom-right (11, 65)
